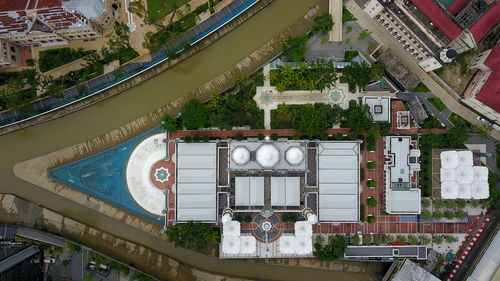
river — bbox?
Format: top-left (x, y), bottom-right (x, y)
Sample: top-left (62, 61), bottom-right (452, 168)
top-left (0, 1), bottom-right (385, 280)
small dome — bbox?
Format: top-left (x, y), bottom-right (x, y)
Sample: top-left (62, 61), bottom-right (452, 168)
top-left (232, 146), bottom-right (250, 165)
top-left (256, 144), bottom-right (280, 168)
top-left (285, 147), bottom-right (304, 165)
top-left (446, 49), bottom-right (457, 58)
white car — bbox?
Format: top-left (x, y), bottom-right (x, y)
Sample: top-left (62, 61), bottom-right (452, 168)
top-left (44, 258), bottom-right (56, 264)
top-left (476, 116), bottom-right (487, 123)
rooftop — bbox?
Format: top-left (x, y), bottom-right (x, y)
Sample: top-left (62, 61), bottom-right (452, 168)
top-left (363, 96), bottom-right (391, 122)
top-left (391, 259), bottom-right (440, 281)
top-left (476, 45), bottom-right (500, 113)
top-left (408, 0), bottom-right (463, 41)
top-left (470, 3), bottom-right (500, 43)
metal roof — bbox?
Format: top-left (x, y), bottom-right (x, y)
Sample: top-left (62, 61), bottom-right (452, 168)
top-left (235, 177), bottom-right (264, 206)
top-left (270, 177), bottom-right (300, 207)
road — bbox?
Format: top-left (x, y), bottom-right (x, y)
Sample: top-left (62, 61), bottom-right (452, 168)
top-left (451, 216), bottom-right (499, 281)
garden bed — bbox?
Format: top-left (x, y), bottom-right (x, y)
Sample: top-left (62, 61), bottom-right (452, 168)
top-left (409, 82), bottom-right (429, 93)
top-left (427, 97), bottom-right (446, 112)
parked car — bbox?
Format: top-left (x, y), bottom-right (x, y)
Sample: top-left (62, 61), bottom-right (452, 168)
top-left (44, 258), bottom-right (56, 263)
top-left (477, 116), bottom-right (487, 123)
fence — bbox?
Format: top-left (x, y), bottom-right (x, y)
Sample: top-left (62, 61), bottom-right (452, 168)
top-left (0, 0), bottom-right (260, 128)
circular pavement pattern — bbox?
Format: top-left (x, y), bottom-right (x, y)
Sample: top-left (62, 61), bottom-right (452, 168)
top-left (250, 213), bottom-right (284, 243)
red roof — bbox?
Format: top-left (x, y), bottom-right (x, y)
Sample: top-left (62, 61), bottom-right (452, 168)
top-left (476, 71), bottom-right (500, 113)
top-left (409, 0), bottom-right (463, 40)
top-left (447, 0), bottom-right (470, 15)
top-left (470, 3), bottom-right (500, 43)
top-left (0, 0), bottom-right (66, 12)
top-left (484, 45), bottom-right (500, 71)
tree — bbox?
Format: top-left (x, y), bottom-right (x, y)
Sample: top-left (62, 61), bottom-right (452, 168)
top-left (367, 215), bottom-right (376, 223)
top-left (444, 235), bottom-right (457, 243)
top-left (370, 62), bottom-right (386, 80)
top-left (421, 210), bottom-right (432, 220)
top-left (367, 161), bottom-right (376, 169)
top-left (351, 234), bottom-right (360, 245)
top-left (408, 235), bottom-right (419, 245)
top-left (282, 34), bottom-right (308, 62)
top-left (166, 221), bottom-right (219, 252)
top-left (358, 31), bottom-right (369, 40)
top-left (444, 211), bottom-right (454, 220)
top-left (311, 12), bottom-right (334, 35)
top-left (433, 200), bottom-right (445, 209)
top-left (181, 99), bottom-right (209, 130)
top-left (367, 197), bottom-right (377, 207)
top-left (207, 91), bottom-right (223, 111)
top-left (270, 133), bottom-right (279, 141)
top-left (445, 200), bottom-right (457, 209)
top-left (433, 211), bottom-right (443, 219)
top-left (422, 199), bottom-right (431, 208)
top-left (342, 61), bottom-right (371, 91)
top-left (374, 235), bottom-right (383, 245)
top-left (433, 236), bottom-right (443, 244)
top-left (420, 236), bottom-right (431, 245)
top-left (456, 200), bottom-right (467, 209)
top-left (314, 235), bottom-right (347, 261)
top-left (342, 100), bottom-right (373, 133)
top-left (367, 180), bottom-right (377, 188)
top-left (455, 210), bottom-right (467, 220)
top-left (290, 103), bottom-right (333, 138)
top-left (128, 0), bottom-right (147, 18)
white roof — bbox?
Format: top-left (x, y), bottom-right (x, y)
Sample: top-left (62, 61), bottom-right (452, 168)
top-left (472, 182), bottom-right (489, 199)
top-left (176, 143), bottom-right (217, 221)
top-left (221, 213), bottom-right (232, 224)
top-left (456, 167), bottom-right (474, 184)
top-left (222, 236), bottom-right (240, 254)
top-left (294, 236), bottom-right (313, 255)
top-left (223, 221), bottom-right (241, 237)
top-left (256, 144), bottom-right (280, 168)
top-left (458, 184), bottom-right (472, 199)
top-left (125, 133), bottom-right (166, 216)
top-left (440, 168), bottom-right (456, 182)
top-left (441, 181), bottom-right (459, 199)
top-left (294, 221), bottom-right (313, 237)
top-left (317, 142), bottom-right (360, 222)
top-left (278, 236), bottom-right (295, 254)
top-left (231, 146), bottom-right (250, 165)
top-left (235, 177), bottom-right (264, 206)
top-left (441, 151), bottom-right (459, 169)
top-left (389, 136), bottom-right (411, 183)
top-left (239, 236), bottom-right (257, 254)
top-left (62, 0), bottom-right (105, 19)
top-left (285, 147), bottom-right (304, 165)
top-left (466, 230), bottom-right (500, 281)
top-left (457, 151), bottom-right (473, 167)
top-left (306, 213), bottom-right (318, 224)
top-left (388, 190), bottom-right (421, 213)
top-left (473, 166), bottom-right (489, 182)
top-left (363, 96), bottom-right (391, 122)
top-left (270, 177), bottom-right (300, 206)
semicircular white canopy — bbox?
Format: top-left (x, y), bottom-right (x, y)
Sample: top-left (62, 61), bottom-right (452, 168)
top-left (456, 167), bottom-right (474, 184)
top-left (458, 184), bottom-right (472, 199)
top-left (222, 236), bottom-right (240, 254)
top-left (223, 220), bottom-right (241, 237)
top-left (285, 147), bottom-right (304, 165)
top-left (294, 221), bottom-right (313, 237)
top-left (125, 133), bottom-right (166, 215)
top-left (441, 151), bottom-right (459, 169)
top-left (457, 151), bottom-right (473, 167)
top-left (278, 236), bottom-right (295, 254)
top-left (306, 213), bottom-right (318, 224)
top-left (440, 168), bottom-right (456, 182)
top-left (294, 236), bottom-right (313, 255)
top-left (256, 144), bottom-right (280, 168)
top-left (441, 181), bottom-right (459, 199)
top-left (239, 236), bottom-right (256, 254)
top-left (472, 182), bottom-right (489, 199)
top-left (473, 166), bottom-right (489, 182)
top-left (231, 146), bottom-right (250, 165)
top-left (221, 213), bottom-right (232, 224)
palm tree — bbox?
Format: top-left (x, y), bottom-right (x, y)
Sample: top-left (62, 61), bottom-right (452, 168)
top-left (169, 1), bottom-right (180, 22)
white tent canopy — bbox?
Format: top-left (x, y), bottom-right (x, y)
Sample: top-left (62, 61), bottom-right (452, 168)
top-left (239, 236), bottom-right (257, 254)
top-left (441, 181), bottom-right (459, 199)
top-left (458, 184), bottom-right (472, 199)
top-left (472, 182), bottom-right (489, 199)
top-left (456, 167), bottom-right (474, 184)
top-left (440, 168), bottom-right (456, 182)
top-left (278, 236), bottom-right (295, 254)
top-left (294, 221), bottom-right (313, 237)
top-left (457, 151), bottom-right (473, 167)
top-left (221, 213), bottom-right (232, 224)
top-left (222, 236), bottom-right (240, 254)
top-left (294, 236), bottom-right (313, 255)
top-left (473, 166), bottom-right (489, 182)
top-left (306, 213), bottom-right (318, 224)
top-left (441, 151), bottom-right (459, 169)
top-left (223, 221), bottom-right (241, 237)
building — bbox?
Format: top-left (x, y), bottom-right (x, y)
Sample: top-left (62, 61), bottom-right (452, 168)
top-left (0, 0), bottom-right (114, 67)
top-left (466, 230), bottom-right (500, 281)
top-left (384, 136), bottom-right (421, 214)
top-left (407, 96), bottom-right (428, 125)
top-left (344, 246), bottom-right (428, 261)
top-left (389, 259), bottom-right (439, 281)
top-left (463, 44), bottom-right (500, 124)
top-left (364, 0), bottom-right (500, 72)
top-left (0, 243), bottom-right (43, 281)
top-left (363, 96), bottom-right (391, 122)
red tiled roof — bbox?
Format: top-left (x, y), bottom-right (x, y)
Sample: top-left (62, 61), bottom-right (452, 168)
top-left (409, 0), bottom-right (463, 40)
top-left (447, 0), bottom-right (470, 15)
top-left (476, 71), bottom-right (500, 113)
top-left (484, 45), bottom-right (500, 71)
top-left (0, 0), bottom-right (68, 12)
top-left (470, 3), bottom-right (500, 43)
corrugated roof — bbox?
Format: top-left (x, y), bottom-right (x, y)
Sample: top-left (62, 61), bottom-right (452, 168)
top-left (484, 45), bottom-right (500, 71)
top-left (409, 0), bottom-right (463, 40)
top-left (447, 0), bottom-right (469, 15)
top-left (470, 3), bottom-right (500, 43)
top-left (476, 71), bottom-right (500, 114)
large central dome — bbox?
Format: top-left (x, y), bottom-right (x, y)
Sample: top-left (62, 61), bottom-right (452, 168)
top-left (256, 144), bottom-right (280, 168)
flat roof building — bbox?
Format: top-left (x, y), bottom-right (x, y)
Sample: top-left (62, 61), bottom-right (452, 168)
top-left (390, 259), bottom-right (439, 281)
top-left (345, 245), bottom-right (428, 261)
top-left (0, 243), bottom-right (42, 281)
top-left (363, 96), bottom-right (391, 122)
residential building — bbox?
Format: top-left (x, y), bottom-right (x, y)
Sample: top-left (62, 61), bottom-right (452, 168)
top-left (463, 44), bottom-right (500, 124)
top-left (0, 243), bottom-right (43, 281)
top-left (384, 136), bottom-right (421, 214)
top-left (0, 39), bottom-right (19, 66)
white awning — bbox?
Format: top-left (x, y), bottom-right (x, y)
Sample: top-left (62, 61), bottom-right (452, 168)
top-left (457, 151), bottom-right (473, 167)
top-left (294, 236), bottom-right (313, 255)
top-left (441, 181), bottom-right (459, 199)
top-left (235, 177), bottom-right (264, 206)
top-left (458, 184), bottom-right (472, 199)
top-left (440, 168), bottom-right (456, 182)
top-left (294, 221), bottom-right (313, 237)
top-left (278, 236), bottom-right (295, 254)
top-left (221, 213), bottom-right (232, 224)
top-left (306, 213), bottom-right (318, 224)
top-left (222, 236), bottom-right (240, 254)
top-left (473, 166), bottom-right (489, 182)
top-left (239, 236), bottom-right (256, 254)
top-left (270, 177), bottom-right (300, 206)
top-left (223, 221), bottom-right (241, 237)
top-left (456, 167), bottom-right (474, 184)
top-left (440, 151), bottom-right (458, 169)
top-left (472, 182), bottom-right (489, 199)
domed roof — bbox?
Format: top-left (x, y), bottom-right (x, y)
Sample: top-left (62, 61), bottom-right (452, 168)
top-left (285, 147), bottom-right (304, 165)
top-left (232, 146), bottom-right (250, 165)
top-left (256, 144), bottom-right (280, 168)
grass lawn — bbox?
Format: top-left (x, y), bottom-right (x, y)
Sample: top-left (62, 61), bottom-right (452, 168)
top-left (147, 0), bottom-right (190, 23)
top-left (344, 50), bottom-right (359, 62)
top-left (448, 113), bottom-right (472, 129)
top-left (342, 5), bottom-right (356, 22)
top-left (410, 82), bottom-right (430, 93)
top-left (427, 97), bottom-right (447, 112)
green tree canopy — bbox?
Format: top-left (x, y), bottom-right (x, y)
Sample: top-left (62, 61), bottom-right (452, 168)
top-left (342, 100), bottom-right (373, 133)
top-left (290, 103), bottom-right (338, 138)
top-left (342, 61), bottom-right (371, 91)
top-left (282, 34), bottom-right (308, 62)
top-left (181, 99), bottom-right (209, 130)
top-left (161, 114), bottom-right (178, 132)
top-left (166, 221), bottom-right (219, 252)
top-left (370, 62), bottom-right (386, 80)
top-left (311, 12), bottom-right (334, 35)
top-left (314, 234), bottom-right (347, 261)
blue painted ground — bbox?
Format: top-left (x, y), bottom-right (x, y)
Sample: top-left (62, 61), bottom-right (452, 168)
top-left (49, 127), bottom-right (164, 225)
top-left (400, 216), bottom-right (468, 223)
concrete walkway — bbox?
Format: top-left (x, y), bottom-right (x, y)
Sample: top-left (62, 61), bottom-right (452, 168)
top-left (345, 0), bottom-right (500, 141)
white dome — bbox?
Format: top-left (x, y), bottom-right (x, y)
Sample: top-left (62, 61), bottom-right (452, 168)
top-left (231, 146), bottom-right (250, 165)
top-left (286, 147), bottom-right (304, 165)
top-left (256, 144), bottom-right (280, 168)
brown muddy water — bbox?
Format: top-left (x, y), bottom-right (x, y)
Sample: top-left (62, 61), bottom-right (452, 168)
top-left (0, 1), bottom-right (386, 280)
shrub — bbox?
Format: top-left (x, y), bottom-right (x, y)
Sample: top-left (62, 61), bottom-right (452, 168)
top-left (335, 133), bottom-right (343, 140)
top-left (433, 236), bottom-right (443, 244)
top-left (367, 161), bottom-right (376, 169)
top-left (166, 221), bottom-right (220, 252)
top-left (367, 135), bottom-right (376, 151)
top-left (292, 133), bottom-right (300, 140)
top-left (433, 211), bottom-right (443, 219)
top-left (243, 215), bottom-right (252, 223)
top-left (433, 200), bottom-right (445, 209)
top-left (271, 133), bottom-right (279, 141)
top-left (367, 180), bottom-right (377, 188)
top-left (374, 235), bottom-right (383, 245)
top-left (456, 200), bottom-right (467, 209)
top-left (192, 134), bottom-right (201, 142)
top-left (396, 235), bottom-right (406, 243)
top-left (408, 235), bottom-right (419, 245)
top-left (314, 235), bottom-right (347, 261)
top-left (420, 210), bottom-right (432, 220)
top-left (257, 133), bottom-right (265, 140)
top-left (202, 135), bottom-right (210, 142)
top-left (444, 235), bottom-right (457, 243)
top-left (358, 31), bottom-right (369, 40)
top-left (367, 215), bottom-right (376, 223)
top-left (367, 197), bottom-right (377, 207)
top-left (421, 199), bottom-right (431, 208)
top-left (67, 242), bottom-right (81, 253)
top-left (161, 114), bottom-right (178, 132)
top-left (26, 58), bottom-right (35, 66)
top-left (235, 133), bottom-right (244, 141)
top-left (444, 211), bottom-right (454, 219)
top-left (183, 135), bottom-right (192, 143)
top-left (445, 200), bottom-right (457, 209)
top-left (281, 213), bottom-right (298, 222)
top-left (455, 210), bottom-right (467, 220)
